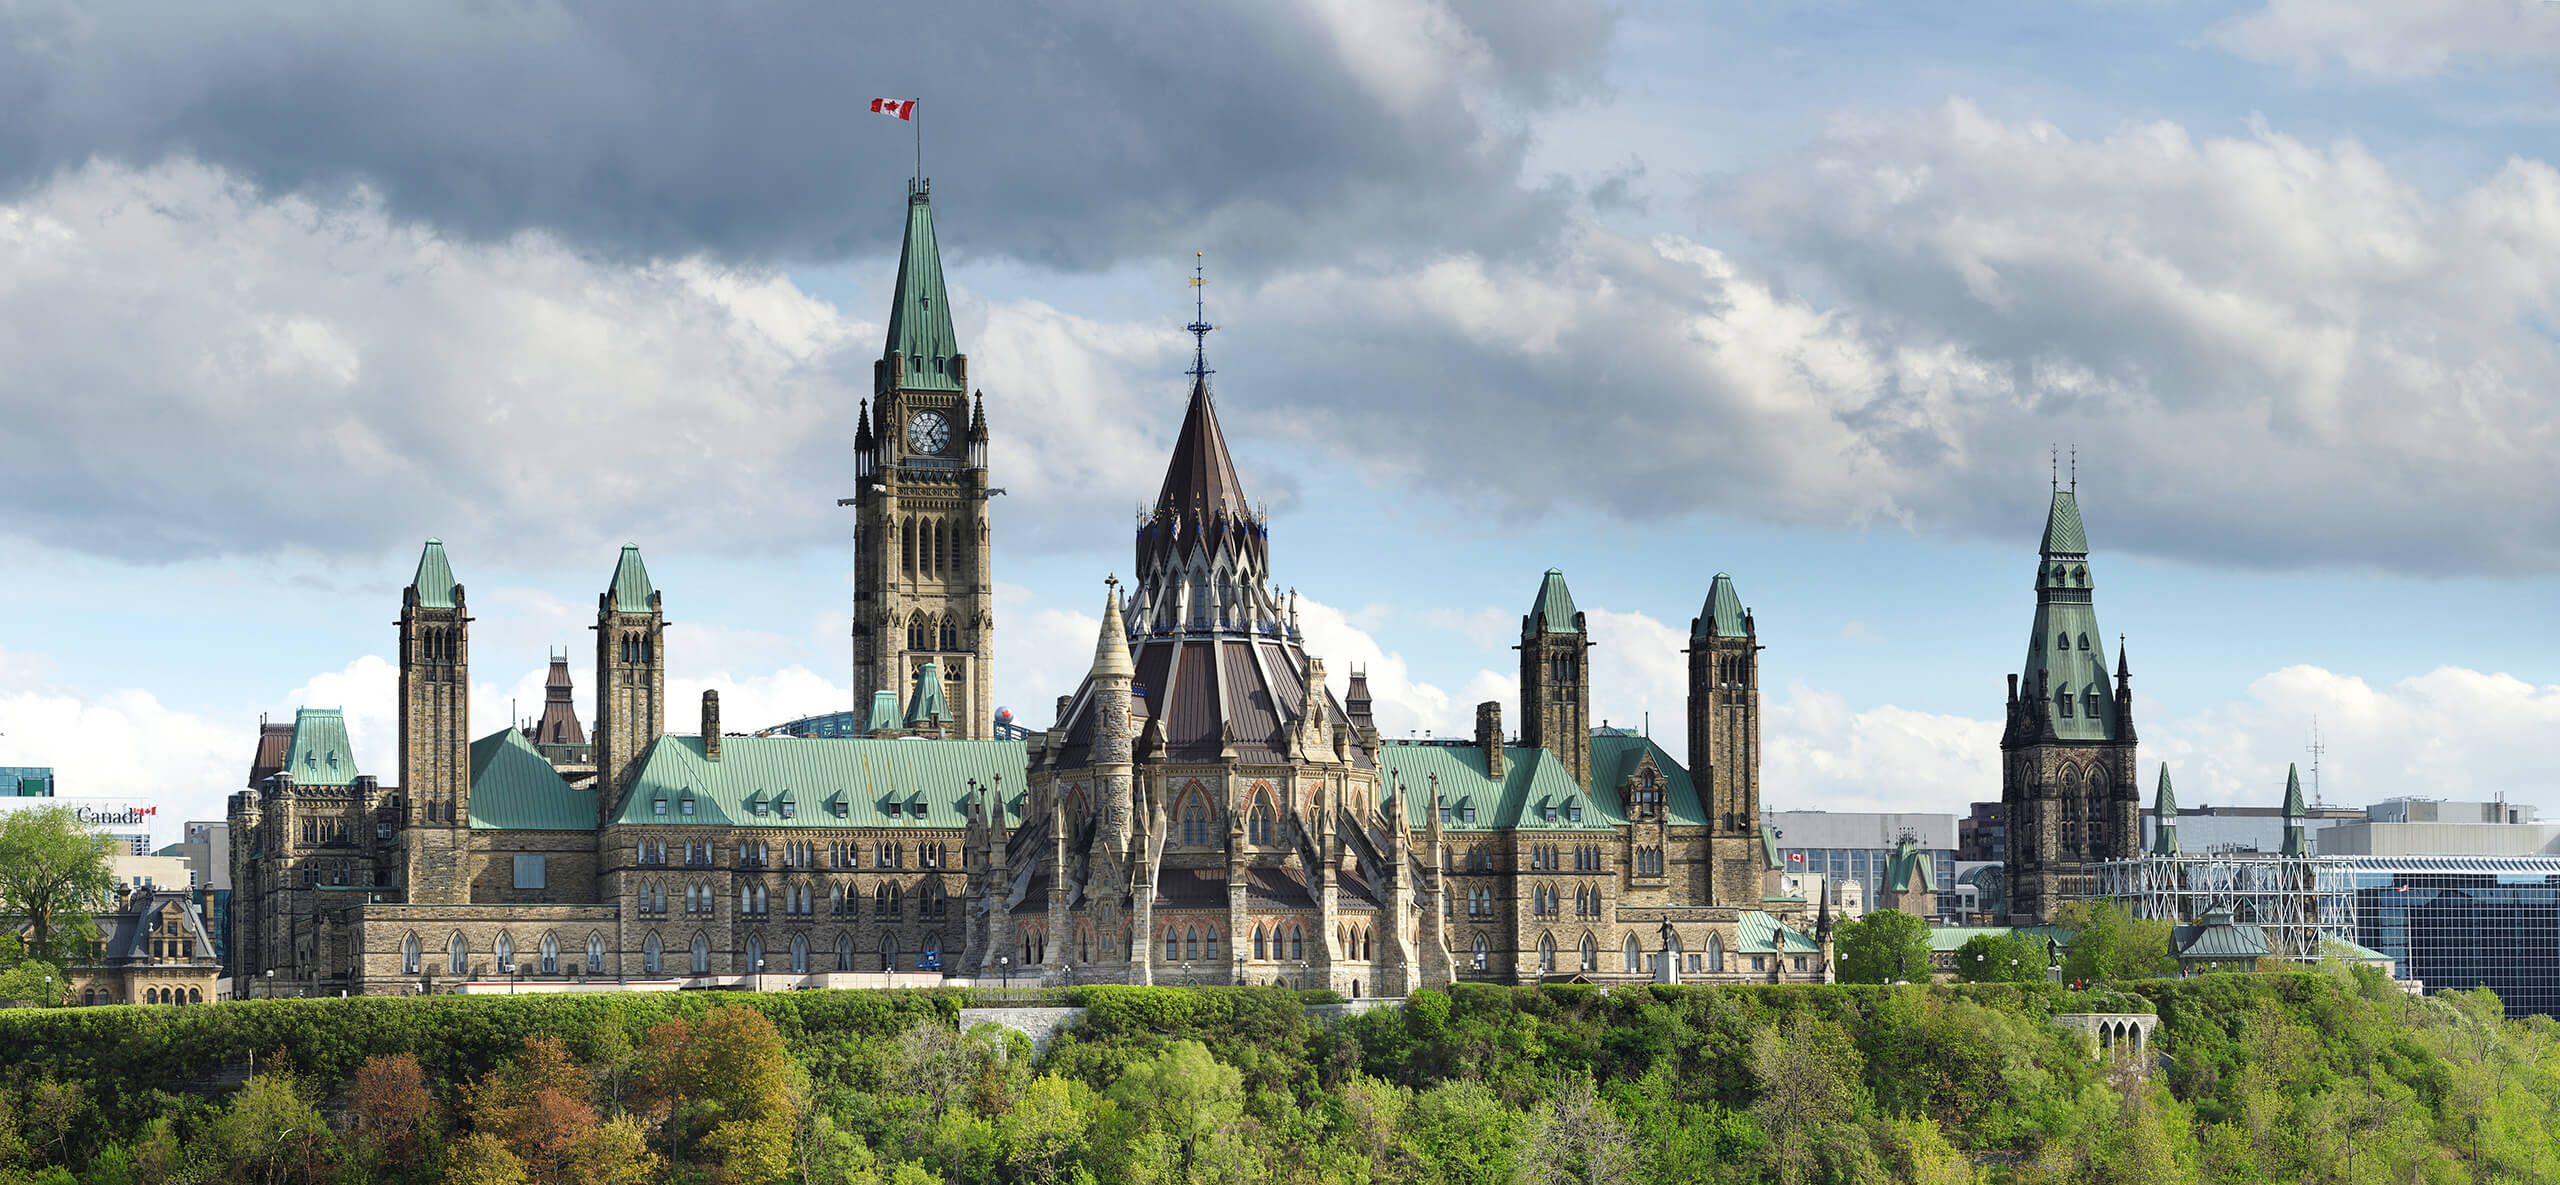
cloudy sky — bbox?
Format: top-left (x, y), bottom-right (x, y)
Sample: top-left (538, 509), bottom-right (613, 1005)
top-left (3, 0), bottom-right (2556, 843)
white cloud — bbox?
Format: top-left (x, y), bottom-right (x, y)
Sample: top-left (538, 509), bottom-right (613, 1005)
top-left (1423, 606), bottom-right (1515, 651)
top-left (0, 648), bottom-right (244, 841)
top-left (1247, 99), bottom-right (2560, 574)
top-left (0, 159), bottom-right (1187, 567)
top-left (1763, 685), bottom-right (2003, 815)
top-left (2148, 664), bottom-right (2560, 811)
top-left (2210, 0), bottom-right (2560, 79)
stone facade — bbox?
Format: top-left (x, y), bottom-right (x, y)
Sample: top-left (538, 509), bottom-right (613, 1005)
top-left (226, 177), bottom-right (1829, 998)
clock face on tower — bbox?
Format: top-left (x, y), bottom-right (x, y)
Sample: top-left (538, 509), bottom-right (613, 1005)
top-left (906, 410), bottom-right (950, 455)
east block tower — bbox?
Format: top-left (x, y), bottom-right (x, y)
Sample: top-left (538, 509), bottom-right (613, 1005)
top-left (850, 178), bottom-right (996, 739)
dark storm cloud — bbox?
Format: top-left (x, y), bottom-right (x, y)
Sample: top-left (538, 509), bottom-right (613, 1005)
top-left (0, 1), bottom-right (1612, 268)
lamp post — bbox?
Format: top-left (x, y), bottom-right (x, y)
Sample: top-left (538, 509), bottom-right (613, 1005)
top-left (756, 957), bottom-right (766, 994)
top-left (41, 975), bottom-right (50, 1008)
top-left (263, 969), bottom-right (273, 1000)
top-left (1298, 961), bottom-right (1308, 991)
top-left (999, 955), bottom-right (1011, 1004)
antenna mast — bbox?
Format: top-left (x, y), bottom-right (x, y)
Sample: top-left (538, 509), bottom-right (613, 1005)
top-left (2306, 717), bottom-right (2325, 808)
top-left (1186, 251), bottom-right (1215, 382)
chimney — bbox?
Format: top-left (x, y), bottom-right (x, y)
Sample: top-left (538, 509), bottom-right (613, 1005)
top-left (701, 690), bottom-right (722, 761)
top-left (1476, 700), bottom-right (1505, 779)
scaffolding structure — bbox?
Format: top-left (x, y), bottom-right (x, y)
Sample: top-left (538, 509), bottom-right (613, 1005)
top-left (2085, 853), bottom-right (2359, 961)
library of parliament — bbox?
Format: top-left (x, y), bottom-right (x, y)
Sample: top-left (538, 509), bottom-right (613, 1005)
top-left (229, 177), bottom-right (2133, 996)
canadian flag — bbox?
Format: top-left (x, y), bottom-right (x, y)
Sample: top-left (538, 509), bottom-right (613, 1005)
top-left (1787, 851), bottom-right (1806, 864)
top-left (870, 98), bottom-right (916, 121)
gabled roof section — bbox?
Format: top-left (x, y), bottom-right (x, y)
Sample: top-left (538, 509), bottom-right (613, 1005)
top-left (2175, 907), bottom-right (2272, 961)
top-left (467, 728), bottom-right (591, 830)
top-left (248, 720), bottom-right (295, 788)
top-left (1525, 569), bottom-right (1581, 638)
top-left (1589, 733), bottom-right (1708, 826)
top-left (1693, 572), bottom-right (1748, 640)
top-left (411, 538), bottom-right (458, 609)
top-left (1385, 742), bottom-right (1610, 831)
top-left (283, 708), bottom-right (360, 787)
top-left (614, 735), bottom-right (1027, 828)
top-left (2040, 490), bottom-right (2088, 556)
top-left (608, 543), bottom-right (655, 612)
top-left (883, 185), bottom-right (961, 391)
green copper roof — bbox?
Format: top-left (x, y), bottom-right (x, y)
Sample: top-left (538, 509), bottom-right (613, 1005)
top-left (468, 728), bottom-right (592, 830)
top-left (2282, 763), bottom-right (2306, 816)
top-left (883, 186), bottom-right (961, 392)
top-left (905, 661), bottom-right (951, 726)
top-left (2177, 908), bottom-right (2272, 961)
top-left (1693, 573), bottom-right (1749, 640)
top-left (1589, 732), bottom-right (1710, 826)
top-left (282, 708), bottom-right (360, 787)
top-left (1376, 742), bottom-right (1606, 832)
top-left (1737, 910), bottom-right (1820, 955)
top-left (2151, 765), bottom-right (2180, 855)
top-left (2040, 490), bottom-right (2088, 555)
top-left (865, 690), bottom-right (902, 735)
top-left (608, 544), bottom-right (655, 612)
top-left (613, 736), bottom-right (1027, 828)
top-left (2019, 488), bottom-right (2118, 743)
top-left (1524, 568), bottom-right (1581, 638)
top-left (411, 539), bottom-right (458, 609)
top-left (1885, 836), bottom-right (1938, 892)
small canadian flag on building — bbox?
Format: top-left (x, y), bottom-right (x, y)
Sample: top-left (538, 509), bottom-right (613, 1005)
top-left (870, 98), bottom-right (916, 121)
top-left (1787, 851), bottom-right (1806, 864)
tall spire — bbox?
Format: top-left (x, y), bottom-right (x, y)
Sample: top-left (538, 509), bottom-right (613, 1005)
top-left (608, 543), bottom-right (655, 612)
top-left (2150, 765), bottom-right (2178, 855)
top-left (2281, 763), bottom-right (2309, 856)
top-left (1693, 572), bottom-right (1749, 640)
top-left (1525, 568), bottom-right (1582, 638)
top-left (2015, 481), bottom-right (2117, 743)
top-left (882, 182), bottom-right (960, 392)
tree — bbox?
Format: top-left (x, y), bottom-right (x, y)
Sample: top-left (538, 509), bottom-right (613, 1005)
top-left (0, 806), bottom-right (117, 967)
top-left (351, 1052), bottom-right (436, 1164)
top-left (1514, 1075), bottom-right (1637, 1185)
top-left (1952, 933), bottom-right (2046, 984)
top-left (2054, 902), bottom-right (2173, 982)
top-left (0, 961), bottom-right (69, 1007)
top-left (1836, 909), bottom-right (1935, 985)
top-left (1105, 1041), bottom-right (1243, 1180)
top-left (1751, 1013), bottom-right (1863, 1185)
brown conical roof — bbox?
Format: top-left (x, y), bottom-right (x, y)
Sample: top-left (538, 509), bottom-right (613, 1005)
top-left (1154, 375), bottom-right (1246, 519)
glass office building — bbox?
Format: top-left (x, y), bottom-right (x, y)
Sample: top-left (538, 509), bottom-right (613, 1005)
top-left (2346, 857), bottom-right (2560, 1018)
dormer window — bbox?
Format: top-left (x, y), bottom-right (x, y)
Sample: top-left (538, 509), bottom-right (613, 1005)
top-left (2077, 633), bottom-right (2090, 650)
top-left (2084, 686), bottom-right (2101, 717)
top-left (885, 801), bottom-right (901, 819)
top-left (1568, 802), bottom-right (1584, 823)
top-left (2055, 631), bottom-right (2068, 650)
top-left (778, 800), bottom-right (795, 819)
top-left (679, 794), bottom-right (695, 816)
top-left (1461, 803), bottom-right (1477, 824)
top-left (653, 797), bottom-right (668, 816)
top-left (751, 798), bottom-right (768, 817)
top-left (2057, 687), bottom-right (2073, 718)
top-left (831, 800), bottom-right (849, 819)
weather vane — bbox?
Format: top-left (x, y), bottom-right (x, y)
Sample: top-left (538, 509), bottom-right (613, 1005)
top-left (1186, 251), bottom-right (1214, 381)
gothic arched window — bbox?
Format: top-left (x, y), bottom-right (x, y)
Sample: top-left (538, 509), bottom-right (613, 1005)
top-left (1290, 926), bottom-right (1305, 960)
top-left (1205, 927), bottom-right (1220, 960)
top-left (1471, 933), bottom-right (1489, 971)
top-left (837, 933), bottom-right (853, 971)
top-left (1580, 933), bottom-right (1597, 970)
top-left (402, 933), bottom-right (420, 975)
top-left (1539, 934), bottom-right (1555, 973)
top-left (745, 934), bottom-right (764, 974)
top-left (495, 932), bottom-right (515, 972)
top-left (1185, 926), bottom-right (1200, 961)
top-left (690, 932), bottom-right (710, 975)
top-left (1624, 933), bottom-right (1640, 972)
top-left (1708, 934), bottom-right (1725, 973)
top-left (791, 934), bottom-right (809, 974)
top-left (539, 933), bottom-right (559, 975)
top-left (1253, 926), bottom-right (1267, 959)
top-left (643, 932), bottom-right (662, 974)
top-left (586, 932), bottom-right (604, 974)
top-left (939, 615), bottom-right (957, 651)
top-left (449, 933), bottom-right (467, 976)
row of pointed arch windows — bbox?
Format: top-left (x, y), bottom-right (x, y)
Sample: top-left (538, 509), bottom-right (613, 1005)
top-left (421, 625), bottom-right (460, 666)
top-left (1164, 924), bottom-right (1223, 962)
top-left (1336, 923), bottom-right (1375, 961)
top-left (906, 612), bottom-right (962, 652)
top-left (1633, 847), bottom-right (1665, 876)
top-left (136, 986), bottom-right (204, 1004)
top-left (1714, 655), bottom-right (1751, 685)
top-left (1180, 799), bottom-right (1217, 845)
top-left (1545, 654), bottom-right (1579, 685)
top-left (901, 517), bottom-right (967, 579)
top-left (1252, 924), bottom-right (1306, 961)
top-left (616, 631), bottom-right (654, 664)
top-left (408, 930), bottom-right (607, 977)
top-left (1246, 802), bottom-right (1277, 845)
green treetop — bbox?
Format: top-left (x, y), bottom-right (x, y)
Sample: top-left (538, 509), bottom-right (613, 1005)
top-left (1834, 908), bottom-right (1935, 985)
top-left (0, 804), bottom-right (118, 967)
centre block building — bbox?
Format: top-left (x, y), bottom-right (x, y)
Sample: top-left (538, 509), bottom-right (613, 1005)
top-left (228, 177), bottom-right (1824, 997)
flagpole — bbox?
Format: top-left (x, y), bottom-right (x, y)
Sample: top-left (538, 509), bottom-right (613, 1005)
top-left (915, 98), bottom-right (922, 184)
